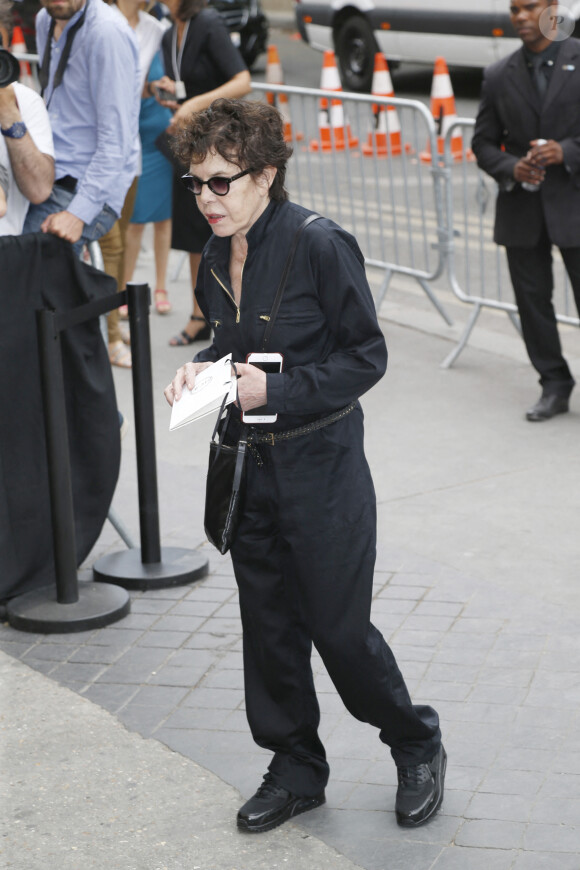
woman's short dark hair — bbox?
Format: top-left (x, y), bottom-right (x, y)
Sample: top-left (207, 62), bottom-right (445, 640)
top-left (176, 0), bottom-right (206, 21)
top-left (174, 99), bottom-right (293, 203)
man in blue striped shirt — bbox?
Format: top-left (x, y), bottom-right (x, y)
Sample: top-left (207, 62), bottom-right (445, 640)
top-left (23, 0), bottom-right (140, 252)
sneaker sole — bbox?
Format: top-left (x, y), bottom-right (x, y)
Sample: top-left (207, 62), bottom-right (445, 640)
top-left (396, 747), bottom-right (447, 828)
top-left (237, 793), bottom-right (326, 834)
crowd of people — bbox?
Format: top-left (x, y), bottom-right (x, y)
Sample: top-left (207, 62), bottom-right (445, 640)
top-left (0, 0), bottom-right (250, 368)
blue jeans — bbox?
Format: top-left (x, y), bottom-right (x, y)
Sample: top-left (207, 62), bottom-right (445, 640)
top-left (23, 185), bottom-right (117, 257)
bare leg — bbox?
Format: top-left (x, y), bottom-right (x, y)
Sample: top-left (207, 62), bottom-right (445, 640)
top-left (153, 219), bottom-right (172, 291)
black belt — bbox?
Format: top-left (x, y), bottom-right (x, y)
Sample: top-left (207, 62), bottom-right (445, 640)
top-left (246, 402), bottom-right (356, 447)
top-left (55, 175), bottom-right (77, 193)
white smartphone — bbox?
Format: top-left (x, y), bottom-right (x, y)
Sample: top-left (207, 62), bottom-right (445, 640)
top-left (242, 352), bottom-right (284, 424)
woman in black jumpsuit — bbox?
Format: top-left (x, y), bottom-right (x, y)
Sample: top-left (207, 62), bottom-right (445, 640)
top-left (165, 99), bottom-right (446, 834)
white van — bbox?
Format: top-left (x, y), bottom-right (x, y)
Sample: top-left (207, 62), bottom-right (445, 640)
top-left (294, 0), bottom-right (580, 90)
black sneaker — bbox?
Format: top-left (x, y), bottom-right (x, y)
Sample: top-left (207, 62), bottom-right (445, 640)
top-left (395, 744), bottom-right (447, 827)
top-left (237, 773), bottom-right (325, 833)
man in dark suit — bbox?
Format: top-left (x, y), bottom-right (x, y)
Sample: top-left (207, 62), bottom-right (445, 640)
top-left (472, 0), bottom-right (580, 421)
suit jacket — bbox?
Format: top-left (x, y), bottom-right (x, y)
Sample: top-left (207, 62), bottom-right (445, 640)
top-left (472, 37), bottom-right (580, 248)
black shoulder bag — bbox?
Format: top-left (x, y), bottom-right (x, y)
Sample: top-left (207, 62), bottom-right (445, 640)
top-left (204, 213), bottom-right (321, 554)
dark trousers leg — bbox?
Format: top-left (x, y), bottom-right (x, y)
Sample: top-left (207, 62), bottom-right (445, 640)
top-left (506, 228), bottom-right (575, 393)
top-left (231, 481), bottom-right (329, 799)
top-left (231, 416), bottom-right (440, 796)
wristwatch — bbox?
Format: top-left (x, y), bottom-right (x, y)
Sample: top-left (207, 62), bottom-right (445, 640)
top-left (1, 121), bottom-right (27, 139)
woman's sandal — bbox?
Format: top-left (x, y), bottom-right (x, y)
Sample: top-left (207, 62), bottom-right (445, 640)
top-left (109, 339), bottom-right (132, 368)
top-left (169, 315), bottom-right (211, 347)
top-left (154, 289), bottom-right (171, 314)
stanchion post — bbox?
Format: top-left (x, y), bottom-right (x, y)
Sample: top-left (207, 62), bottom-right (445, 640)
top-left (6, 306), bottom-right (130, 633)
top-left (37, 309), bottom-right (79, 603)
top-left (126, 282), bottom-right (161, 563)
top-left (93, 282), bottom-right (209, 590)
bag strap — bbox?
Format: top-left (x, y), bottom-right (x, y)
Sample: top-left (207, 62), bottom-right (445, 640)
top-left (261, 213), bottom-right (322, 351)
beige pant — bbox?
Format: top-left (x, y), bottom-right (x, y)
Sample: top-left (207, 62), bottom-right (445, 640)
top-left (100, 177), bottom-right (139, 345)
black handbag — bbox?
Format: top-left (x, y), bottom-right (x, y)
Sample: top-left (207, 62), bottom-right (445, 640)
top-left (203, 214), bottom-right (321, 554)
top-left (204, 387), bottom-right (248, 555)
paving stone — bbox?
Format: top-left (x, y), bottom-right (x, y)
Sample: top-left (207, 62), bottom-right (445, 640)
top-left (468, 684), bottom-right (529, 705)
top-left (129, 685), bottom-right (189, 707)
top-left (94, 646), bottom-right (171, 683)
top-left (436, 700), bottom-right (517, 725)
top-left (494, 746), bottom-right (554, 773)
top-left (485, 648), bottom-right (543, 669)
top-left (128, 598), bottom-right (176, 615)
top-left (180, 686), bottom-right (245, 709)
top-left (455, 819), bottom-right (526, 849)
top-left (425, 663), bottom-right (481, 683)
top-left (200, 668), bottom-right (244, 690)
top-left (169, 600), bottom-right (223, 617)
top-left (49, 662), bottom-right (106, 685)
top-left (445, 766), bottom-right (487, 791)
top-left (341, 782), bottom-right (397, 812)
top-left (371, 597), bottom-right (416, 615)
top-left (0, 640), bottom-right (38, 657)
top-left (415, 681), bottom-right (471, 702)
top-left (391, 629), bottom-right (444, 648)
top-left (451, 617), bottom-right (505, 635)
top-left (477, 666), bottom-right (535, 687)
top-left (21, 643), bottom-right (77, 662)
top-left (524, 823), bottom-right (580, 853)
top-left (525, 686), bottom-right (580, 708)
top-left (146, 666), bottom-right (207, 687)
top-left (110, 612), bottom-right (160, 630)
top-left (403, 615), bottom-right (456, 633)
top-left (182, 584), bottom-right (234, 602)
top-left (465, 792), bottom-right (534, 822)
top-left (432, 846), bottom-right (517, 869)
top-left (149, 614), bottom-right (206, 633)
top-left (432, 648), bottom-right (489, 667)
top-left (413, 601), bottom-right (464, 618)
top-left (513, 852), bottom-right (580, 869)
top-left (89, 627), bottom-right (146, 647)
top-left (493, 633), bottom-right (547, 651)
top-left (539, 774), bottom-right (580, 802)
top-left (17, 658), bottom-right (57, 676)
top-left (377, 585), bottom-right (429, 601)
top-left (136, 630), bottom-right (191, 648)
top-left (529, 796), bottom-right (580, 826)
top-left (81, 682), bottom-right (139, 713)
top-left (479, 768), bottom-right (547, 796)
top-left (183, 631), bottom-right (240, 649)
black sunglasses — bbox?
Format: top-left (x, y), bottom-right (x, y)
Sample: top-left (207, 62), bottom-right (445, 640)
top-left (180, 168), bottom-right (254, 196)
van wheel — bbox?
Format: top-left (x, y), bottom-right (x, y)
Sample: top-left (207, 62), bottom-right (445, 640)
top-left (335, 14), bottom-right (377, 93)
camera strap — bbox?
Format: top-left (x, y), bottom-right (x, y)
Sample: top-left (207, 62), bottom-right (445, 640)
top-left (39, 0), bottom-right (89, 105)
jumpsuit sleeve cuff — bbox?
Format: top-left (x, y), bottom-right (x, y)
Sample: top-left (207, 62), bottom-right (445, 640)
top-left (265, 372), bottom-right (285, 414)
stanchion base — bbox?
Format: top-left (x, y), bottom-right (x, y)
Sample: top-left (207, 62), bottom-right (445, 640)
top-left (6, 582), bottom-right (130, 634)
top-left (92, 546), bottom-right (209, 591)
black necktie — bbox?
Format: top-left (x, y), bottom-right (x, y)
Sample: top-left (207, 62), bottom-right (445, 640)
top-left (532, 55), bottom-right (548, 101)
top-left (39, 1), bottom-right (89, 100)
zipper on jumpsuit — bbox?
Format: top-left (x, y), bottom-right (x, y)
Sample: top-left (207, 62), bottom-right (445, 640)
top-left (211, 267), bottom-right (242, 323)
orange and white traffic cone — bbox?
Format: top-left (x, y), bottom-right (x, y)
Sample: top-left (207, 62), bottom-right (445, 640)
top-left (420, 56), bottom-right (465, 164)
top-left (362, 53), bottom-right (406, 158)
top-left (265, 44), bottom-right (302, 142)
top-left (310, 50), bottom-right (358, 152)
top-left (11, 26), bottom-right (36, 91)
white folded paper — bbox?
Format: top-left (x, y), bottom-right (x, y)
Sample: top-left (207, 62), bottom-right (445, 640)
top-left (169, 354), bottom-right (237, 430)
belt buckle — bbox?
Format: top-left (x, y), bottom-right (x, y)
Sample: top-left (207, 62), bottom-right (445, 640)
top-left (264, 432), bottom-right (275, 446)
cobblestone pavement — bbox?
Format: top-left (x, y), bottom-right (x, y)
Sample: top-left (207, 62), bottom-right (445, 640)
top-left (2, 239), bottom-right (580, 869)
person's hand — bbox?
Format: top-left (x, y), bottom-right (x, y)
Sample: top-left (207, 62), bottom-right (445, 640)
top-left (150, 76), bottom-right (179, 110)
top-left (513, 156), bottom-right (545, 186)
top-left (528, 139), bottom-right (564, 167)
top-left (0, 189), bottom-right (7, 219)
top-left (234, 362), bottom-right (268, 412)
top-left (0, 84), bottom-right (21, 129)
top-left (169, 96), bottom-right (205, 128)
top-left (164, 361), bottom-right (212, 406)
top-left (40, 210), bottom-right (84, 243)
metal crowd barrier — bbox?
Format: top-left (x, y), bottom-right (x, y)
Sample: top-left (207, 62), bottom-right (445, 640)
top-left (251, 82), bottom-right (453, 325)
top-left (440, 118), bottom-right (579, 368)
